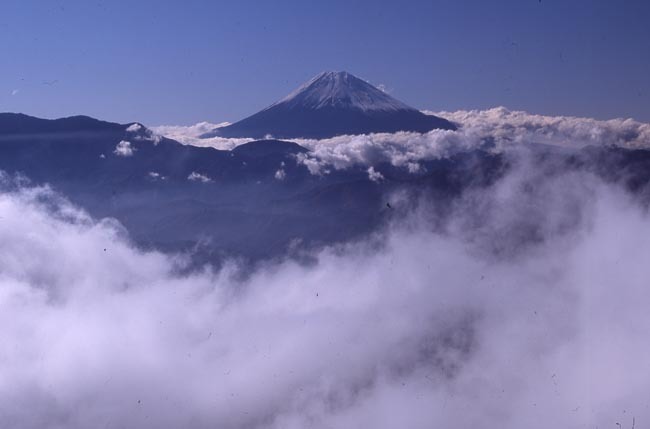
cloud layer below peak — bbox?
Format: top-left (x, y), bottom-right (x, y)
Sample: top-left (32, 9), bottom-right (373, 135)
top-left (1, 157), bottom-right (650, 427)
top-left (153, 108), bottom-right (650, 176)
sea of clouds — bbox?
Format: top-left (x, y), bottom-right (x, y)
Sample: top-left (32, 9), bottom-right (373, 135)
top-left (153, 107), bottom-right (650, 176)
top-left (1, 129), bottom-right (650, 428)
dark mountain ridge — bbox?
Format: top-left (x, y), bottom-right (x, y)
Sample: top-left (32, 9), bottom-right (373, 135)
top-left (0, 112), bottom-right (126, 135)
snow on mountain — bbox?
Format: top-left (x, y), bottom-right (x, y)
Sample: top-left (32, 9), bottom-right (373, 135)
top-left (269, 71), bottom-right (414, 113)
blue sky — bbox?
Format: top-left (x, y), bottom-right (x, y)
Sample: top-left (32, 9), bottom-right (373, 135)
top-left (1, 0), bottom-right (649, 125)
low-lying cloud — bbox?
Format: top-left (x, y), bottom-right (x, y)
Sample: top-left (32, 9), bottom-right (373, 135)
top-left (154, 108), bottom-right (650, 176)
top-left (436, 107), bottom-right (650, 149)
top-left (293, 107), bottom-right (650, 174)
top-left (1, 148), bottom-right (649, 428)
top-left (113, 140), bottom-right (135, 157)
top-left (187, 171), bottom-right (214, 183)
top-left (151, 122), bottom-right (252, 150)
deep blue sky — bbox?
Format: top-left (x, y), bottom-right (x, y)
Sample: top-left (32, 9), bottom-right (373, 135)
top-left (1, 0), bottom-right (649, 125)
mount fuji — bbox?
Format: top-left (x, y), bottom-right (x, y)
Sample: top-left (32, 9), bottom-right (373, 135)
top-left (203, 71), bottom-right (457, 139)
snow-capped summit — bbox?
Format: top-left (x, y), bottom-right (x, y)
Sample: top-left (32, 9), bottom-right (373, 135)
top-left (203, 71), bottom-right (456, 139)
top-left (272, 71), bottom-right (413, 113)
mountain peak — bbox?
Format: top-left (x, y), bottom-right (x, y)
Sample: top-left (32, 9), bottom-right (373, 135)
top-left (272, 71), bottom-right (413, 113)
top-left (203, 71), bottom-right (456, 139)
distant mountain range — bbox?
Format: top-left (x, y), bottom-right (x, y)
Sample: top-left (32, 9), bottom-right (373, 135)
top-left (2, 100), bottom-right (650, 265)
top-left (0, 111), bottom-right (485, 265)
top-left (202, 71), bottom-right (457, 139)
top-left (0, 112), bottom-right (127, 135)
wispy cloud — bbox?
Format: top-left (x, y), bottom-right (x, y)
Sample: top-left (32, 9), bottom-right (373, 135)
top-left (274, 168), bottom-right (286, 180)
top-left (152, 122), bottom-right (251, 150)
top-left (367, 166), bottom-right (384, 182)
top-left (113, 140), bottom-right (135, 157)
top-left (187, 171), bottom-right (213, 183)
top-left (147, 171), bottom-right (166, 181)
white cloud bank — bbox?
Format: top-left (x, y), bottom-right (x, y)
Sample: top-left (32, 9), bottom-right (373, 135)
top-left (155, 108), bottom-right (650, 175)
top-left (292, 107), bottom-right (650, 174)
top-left (1, 156), bottom-right (650, 428)
top-left (435, 107), bottom-right (650, 149)
top-left (151, 121), bottom-right (252, 150)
